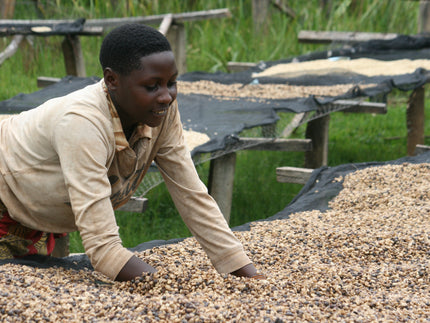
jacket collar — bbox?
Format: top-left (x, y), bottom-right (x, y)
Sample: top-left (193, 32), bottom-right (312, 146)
top-left (101, 80), bottom-right (152, 152)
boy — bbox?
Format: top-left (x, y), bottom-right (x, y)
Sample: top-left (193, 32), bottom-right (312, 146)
top-left (0, 24), bottom-right (262, 281)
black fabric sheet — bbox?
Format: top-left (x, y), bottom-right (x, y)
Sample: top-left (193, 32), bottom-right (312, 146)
top-left (177, 93), bottom-right (319, 154)
top-left (0, 238), bottom-right (184, 272)
top-left (0, 76), bottom-right (100, 113)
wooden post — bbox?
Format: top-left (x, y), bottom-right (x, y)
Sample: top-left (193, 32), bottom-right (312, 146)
top-left (51, 235), bottom-right (70, 258)
top-left (271, 0), bottom-right (296, 19)
top-left (319, 0), bottom-right (332, 18)
top-left (407, 86), bottom-right (425, 156)
top-left (48, 32), bottom-right (84, 256)
top-left (319, 0), bottom-right (331, 9)
top-left (0, 34), bottom-right (23, 66)
top-left (261, 124), bottom-right (276, 137)
top-left (276, 166), bottom-right (313, 185)
top-left (252, 0), bottom-right (270, 33)
top-left (0, 0), bottom-right (15, 19)
top-left (208, 152), bottom-right (236, 223)
top-left (304, 115), bottom-right (330, 169)
top-left (158, 14), bottom-right (173, 35)
top-left (61, 34), bottom-right (86, 77)
top-left (419, 0), bottom-right (430, 34)
top-left (298, 30), bottom-right (399, 44)
top-left (404, 0), bottom-right (429, 156)
top-left (166, 23), bottom-right (187, 75)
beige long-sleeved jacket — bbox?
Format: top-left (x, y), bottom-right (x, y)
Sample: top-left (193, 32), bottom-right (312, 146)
top-left (0, 80), bottom-right (251, 279)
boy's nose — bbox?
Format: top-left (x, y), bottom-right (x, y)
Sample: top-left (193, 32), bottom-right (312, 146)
top-left (158, 87), bottom-right (173, 103)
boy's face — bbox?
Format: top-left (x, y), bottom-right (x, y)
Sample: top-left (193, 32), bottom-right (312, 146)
top-left (105, 51), bottom-right (178, 129)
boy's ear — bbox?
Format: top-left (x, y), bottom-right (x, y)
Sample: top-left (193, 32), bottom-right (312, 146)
top-left (103, 68), bottom-right (118, 90)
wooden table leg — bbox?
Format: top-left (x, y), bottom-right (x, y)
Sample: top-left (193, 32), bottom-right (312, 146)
top-left (166, 23), bottom-right (187, 75)
top-left (51, 234), bottom-right (70, 258)
top-left (304, 115), bottom-right (330, 169)
top-left (208, 152), bottom-right (237, 223)
top-left (407, 86), bottom-right (425, 156)
top-left (261, 123), bottom-right (276, 137)
top-left (252, 0), bottom-right (270, 33)
top-left (62, 34), bottom-right (86, 77)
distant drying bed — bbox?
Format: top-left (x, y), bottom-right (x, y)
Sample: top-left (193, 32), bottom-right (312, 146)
top-left (253, 58), bottom-right (430, 78)
top-left (1, 162), bottom-right (429, 321)
top-left (178, 58), bottom-right (430, 102)
top-left (178, 80), bottom-right (368, 101)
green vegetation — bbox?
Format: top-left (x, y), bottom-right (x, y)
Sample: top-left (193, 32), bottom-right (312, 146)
top-left (1, 1), bottom-right (428, 253)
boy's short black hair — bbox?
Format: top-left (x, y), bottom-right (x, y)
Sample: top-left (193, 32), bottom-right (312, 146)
top-left (99, 23), bottom-right (172, 75)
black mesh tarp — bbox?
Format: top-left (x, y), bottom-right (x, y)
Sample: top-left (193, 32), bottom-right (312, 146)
top-left (176, 93), bottom-right (318, 153)
top-left (0, 76), bottom-right (100, 113)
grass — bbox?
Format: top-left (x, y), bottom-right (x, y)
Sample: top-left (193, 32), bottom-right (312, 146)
top-left (1, 0), bottom-right (428, 252)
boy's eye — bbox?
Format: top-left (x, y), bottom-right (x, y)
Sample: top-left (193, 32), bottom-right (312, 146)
top-left (168, 81), bottom-right (177, 88)
top-left (144, 84), bottom-right (158, 91)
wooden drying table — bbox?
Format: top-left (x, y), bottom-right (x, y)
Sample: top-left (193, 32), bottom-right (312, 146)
top-left (0, 8), bottom-right (231, 77)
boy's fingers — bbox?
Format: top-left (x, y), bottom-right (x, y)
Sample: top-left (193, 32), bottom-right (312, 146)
top-left (251, 273), bottom-right (267, 280)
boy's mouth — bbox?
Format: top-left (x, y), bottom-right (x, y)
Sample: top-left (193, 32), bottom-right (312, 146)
top-left (153, 108), bottom-right (168, 117)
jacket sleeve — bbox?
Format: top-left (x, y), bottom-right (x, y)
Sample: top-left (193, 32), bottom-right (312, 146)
top-left (52, 112), bottom-right (133, 280)
top-left (154, 101), bottom-right (251, 273)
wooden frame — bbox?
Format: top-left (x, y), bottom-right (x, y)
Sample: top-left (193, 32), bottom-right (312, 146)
top-left (297, 30), bottom-right (400, 44)
top-left (208, 138), bottom-right (312, 222)
top-left (276, 166), bottom-right (313, 185)
top-left (0, 8), bottom-right (232, 77)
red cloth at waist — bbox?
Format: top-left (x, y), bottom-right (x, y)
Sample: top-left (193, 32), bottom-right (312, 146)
top-left (0, 210), bottom-right (66, 258)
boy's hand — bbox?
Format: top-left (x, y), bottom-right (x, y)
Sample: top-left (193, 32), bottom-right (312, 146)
top-left (230, 263), bottom-right (266, 279)
top-left (115, 255), bottom-right (156, 281)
